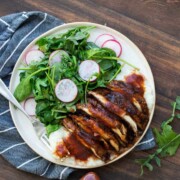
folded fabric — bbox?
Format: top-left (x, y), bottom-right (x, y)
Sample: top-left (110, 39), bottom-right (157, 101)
top-left (0, 11), bottom-right (155, 180)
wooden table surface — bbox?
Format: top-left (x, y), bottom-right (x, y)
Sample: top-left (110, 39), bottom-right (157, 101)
top-left (0, 0), bottom-right (180, 179)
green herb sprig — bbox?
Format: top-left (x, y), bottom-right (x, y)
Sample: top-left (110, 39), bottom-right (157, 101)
top-left (136, 96), bottom-right (180, 175)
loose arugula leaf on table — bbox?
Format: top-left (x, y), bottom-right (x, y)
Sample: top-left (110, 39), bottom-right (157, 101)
top-left (136, 96), bottom-right (180, 175)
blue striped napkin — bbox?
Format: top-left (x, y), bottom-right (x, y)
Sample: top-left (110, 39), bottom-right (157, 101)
top-left (0, 11), bottom-right (155, 180)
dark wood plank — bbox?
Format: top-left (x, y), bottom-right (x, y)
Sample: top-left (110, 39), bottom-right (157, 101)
top-left (0, 156), bottom-right (44, 180)
top-left (90, 0), bottom-right (180, 39)
top-left (0, 0), bottom-right (180, 180)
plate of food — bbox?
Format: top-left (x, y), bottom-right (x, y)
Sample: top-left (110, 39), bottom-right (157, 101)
top-left (9, 22), bottom-right (155, 168)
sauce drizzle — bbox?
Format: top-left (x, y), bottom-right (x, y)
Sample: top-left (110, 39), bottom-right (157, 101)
top-left (63, 133), bottom-right (93, 161)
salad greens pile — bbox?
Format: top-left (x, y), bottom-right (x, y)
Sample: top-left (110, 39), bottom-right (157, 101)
top-left (136, 96), bottom-right (180, 175)
top-left (14, 26), bottom-right (127, 135)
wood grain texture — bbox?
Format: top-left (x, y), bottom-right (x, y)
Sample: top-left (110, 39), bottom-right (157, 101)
top-left (0, 0), bottom-right (180, 179)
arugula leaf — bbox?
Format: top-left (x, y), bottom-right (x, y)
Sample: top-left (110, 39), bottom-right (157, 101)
top-left (14, 67), bottom-right (49, 102)
top-left (85, 47), bottom-right (116, 59)
top-left (175, 96), bottom-right (180, 110)
top-left (136, 96), bottom-right (180, 175)
top-left (36, 26), bottom-right (95, 55)
top-left (153, 126), bottom-right (180, 156)
top-left (176, 114), bottom-right (180, 118)
top-left (36, 101), bottom-right (50, 115)
top-left (46, 124), bottom-right (60, 137)
top-left (85, 42), bottom-right (99, 49)
top-left (35, 78), bottom-right (48, 92)
top-left (99, 59), bottom-right (115, 71)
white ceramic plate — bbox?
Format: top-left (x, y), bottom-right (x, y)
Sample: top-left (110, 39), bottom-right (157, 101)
top-left (9, 22), bottom-right (155, 168)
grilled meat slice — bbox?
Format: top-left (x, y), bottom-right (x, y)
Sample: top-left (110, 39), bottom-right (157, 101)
top-left (76, 130), bottom-right (110, 161)
top-left (92, 88), bottom-right (148, 130)
top-left (108, 81), bottom-right (142, 112)
top-left (71, 115), bottom-right (94, 135)
top-left (108, 80), bottom-right (148, 113)
top-left (88, 90), bottom-right (138, 133)
top-left (62, 117), bottom-right (77, 133)
top-left (71, 114), bottom-right (120, 151)
top-left (88, 98), bottom-right (128, 142)
top-left (63, 118), bottom-right (109, 160)
top-left (77, 103), bottom-right (128, 145)
top-left (133, 94), bottom-right (149, 115)
top-left (132, 97), bottom-right (142, 112)
top-left (108, 80), bottom-right (134, 95)
top-left (107, 81), bottom-right (149, 129)
top-left (70, 115), bottom-right (110, 149)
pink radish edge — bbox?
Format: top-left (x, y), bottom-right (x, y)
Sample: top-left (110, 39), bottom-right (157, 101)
top-left (25, 50), bottom-right (45, 65)
top-left (78, 60), bottom-right (100, 82)
top-left (102, 39), bottom-right (122, 57)
top-left (23, 45), bottom-right (39, 64)
top-left (95, 33), bottom-right (115, 47)
top-left (95, 33), bottom-right (115, 43)
top-left (49, 50), bottom-right (68, 67)
top-left (23, 97), bottom-right (36, 116)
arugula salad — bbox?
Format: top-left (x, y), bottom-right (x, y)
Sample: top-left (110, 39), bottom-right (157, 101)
top-left (14, 26), bottom-right (134, 136)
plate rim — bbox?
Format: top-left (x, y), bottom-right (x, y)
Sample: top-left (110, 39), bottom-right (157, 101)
top-left (9, 22), bottom-right (156, 169)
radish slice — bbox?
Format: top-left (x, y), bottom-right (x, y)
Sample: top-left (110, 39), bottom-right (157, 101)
top-left (55, 79), bottom-right (78, 102)
top-left (25, 50), bottom-right (45, 65)
top-left (78, 60), bottom-right (100, 81)
top-left (49, 50), bottom-right (68, 66)
top-left (24, 97), bottom-right (36, 116)
top-left (95, 34), bottom-right (115, 47)
top-left (31, 45), bottom-right (39, 50)
top-left (102, 39), bottom-right (122, 57)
